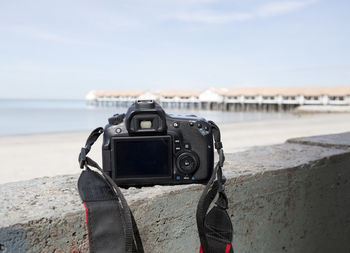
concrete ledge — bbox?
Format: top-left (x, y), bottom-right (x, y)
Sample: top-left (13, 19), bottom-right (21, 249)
top-left (287, 131), bottom-right (350, 149)
top-left (1, 132), bottom-right (350, 252)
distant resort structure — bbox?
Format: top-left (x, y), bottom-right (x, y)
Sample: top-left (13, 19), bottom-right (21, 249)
top-left (85, 86), bottom-right (350, 112)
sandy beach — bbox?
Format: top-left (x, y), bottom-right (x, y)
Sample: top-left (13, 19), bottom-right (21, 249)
top-left (0, 112), bottom-right (350, 184)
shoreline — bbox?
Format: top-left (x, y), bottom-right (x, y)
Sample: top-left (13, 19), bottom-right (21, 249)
top-left (1, 113), bottom-right (350, 184)
top-left (0, 129), bottom-right (91, 138)
top-left (0, 109), bottom-right (298, 137)
top-left (0, 110), bottom-right (344, 138)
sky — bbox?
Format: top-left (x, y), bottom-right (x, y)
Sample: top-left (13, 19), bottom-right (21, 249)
top-left (0, 0), bottom-right (349, 99)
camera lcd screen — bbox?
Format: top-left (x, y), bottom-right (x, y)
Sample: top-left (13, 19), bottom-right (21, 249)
top-left (113, 136), bottom-right (172, 178)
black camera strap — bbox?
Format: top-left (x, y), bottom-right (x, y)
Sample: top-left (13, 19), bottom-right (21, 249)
top-left (78, 123), bottom-right (233, 253)
top-left (78, 127), bottom-right (143, 253)
top-left (197, 121), bottom-right (233, 253)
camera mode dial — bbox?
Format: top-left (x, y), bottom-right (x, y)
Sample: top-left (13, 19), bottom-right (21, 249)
top-left (108, 113), bottom-right (126, 125)
top-left (176, 152), bottom-right (199, 175)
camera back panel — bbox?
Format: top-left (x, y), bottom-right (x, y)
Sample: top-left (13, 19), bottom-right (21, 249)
top-left (102, 102), bottom-right (214, 187)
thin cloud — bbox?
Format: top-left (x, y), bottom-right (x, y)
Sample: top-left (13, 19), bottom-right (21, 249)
top-left (1, 25), bottom-right (84, 45)
top-left (173, 0), bottom-right (318, 24)
top-left (176, 10), bottom-right (253, 24)
top-left (257, 0), bottom-right (317, 17)
top-left (289, 64), bottom-right (350, 73)
top-left (0, 61), bottom-right (110, 75)
top-left (0, 24), bottom-right (148, 54)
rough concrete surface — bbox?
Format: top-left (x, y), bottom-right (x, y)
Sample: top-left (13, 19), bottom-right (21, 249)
top-left (1, 133), bottom-right (350, 252)
top-left (287, 131), bottom-right (350, 149)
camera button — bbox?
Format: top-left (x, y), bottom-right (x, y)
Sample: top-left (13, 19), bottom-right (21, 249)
top-left (173, 122), bottom-right (179, 128)
top-left (197, 123), bottom-right (202, 128)
top-left (177, 153), bottom-right (197, 174)
top-left (176, 175), bottom-right (181, 180)
top-left (184, 143), bottom-right (191, 149)
top-left (204, 126), bottom-right (209, 131)
top-left (189, 122), bottom-right (194, 127)
top-left (175, 146), bottom-right (181, 152)
top-left (174, 139), bottom-right (180, 144)
top-left (116, 128), bottom-right (122, 133)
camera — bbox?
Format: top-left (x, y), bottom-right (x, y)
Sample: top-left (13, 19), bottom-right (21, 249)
top-left (102, 100), bottom-right (214, 187)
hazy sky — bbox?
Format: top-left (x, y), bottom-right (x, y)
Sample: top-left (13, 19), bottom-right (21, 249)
top-left (0, 0), bottom-right (349, 99)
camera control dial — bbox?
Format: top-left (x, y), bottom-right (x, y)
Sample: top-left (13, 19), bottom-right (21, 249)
top-left (176, 152), bottom-right (199, 175)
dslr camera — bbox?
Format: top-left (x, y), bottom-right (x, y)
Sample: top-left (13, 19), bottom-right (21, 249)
top-left (102, 100), bottom-right (214, 187)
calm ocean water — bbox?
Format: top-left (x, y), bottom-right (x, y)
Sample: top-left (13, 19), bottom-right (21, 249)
top-left (0, 99), bottom-right (293, 136)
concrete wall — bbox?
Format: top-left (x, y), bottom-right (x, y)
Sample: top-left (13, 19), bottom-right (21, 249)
top-left (1, 132), bottom-right (350, 253)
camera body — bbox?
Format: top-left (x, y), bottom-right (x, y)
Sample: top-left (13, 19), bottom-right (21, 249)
top-left (102, 100), bottom-right (214, 187)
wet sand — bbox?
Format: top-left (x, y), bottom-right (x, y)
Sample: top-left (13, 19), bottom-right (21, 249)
top-left (1, 113), bottom-right (350, 184)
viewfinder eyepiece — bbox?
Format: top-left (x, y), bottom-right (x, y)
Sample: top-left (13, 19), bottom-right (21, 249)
top-left (140, 120), bottom-right (152, 129)
top-left (125, 100), bottom-right (167, 135)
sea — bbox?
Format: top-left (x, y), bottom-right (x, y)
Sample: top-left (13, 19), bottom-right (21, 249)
top-left (0, 99), bottom-right (293, 136)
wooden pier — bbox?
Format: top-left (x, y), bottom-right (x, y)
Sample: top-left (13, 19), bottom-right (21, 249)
top-left (85, 86), bottom-right (350, 112)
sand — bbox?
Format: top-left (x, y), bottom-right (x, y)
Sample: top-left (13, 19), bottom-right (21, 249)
top-left (1, 113), bottom-right (350, 184)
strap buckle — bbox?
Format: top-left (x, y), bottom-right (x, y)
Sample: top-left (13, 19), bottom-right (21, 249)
top-left (214, 141), bottom-right (223, 150)
top-left (218, 149), bottom-right (225, 167)
top-left (79, 147), bottom-right (87, 169)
